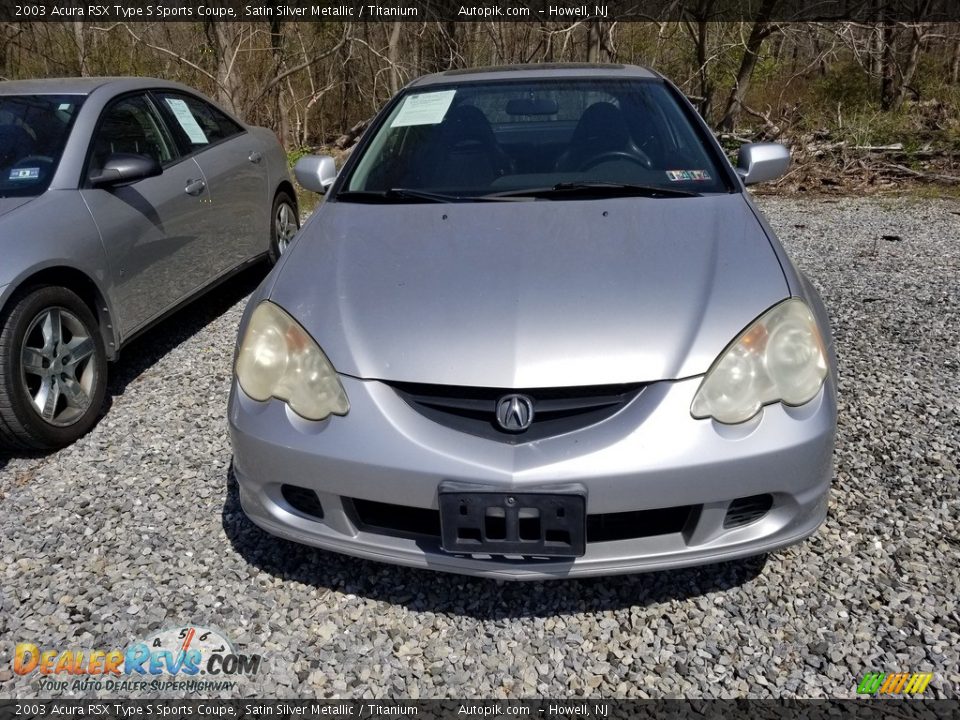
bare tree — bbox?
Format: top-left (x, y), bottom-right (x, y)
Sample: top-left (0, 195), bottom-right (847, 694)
top-left (586, 20), bottom-right (616, 62)
top-left (683, 0), bottom-right (717, 118)
top-left (719, 0), bottom-right (780, 131)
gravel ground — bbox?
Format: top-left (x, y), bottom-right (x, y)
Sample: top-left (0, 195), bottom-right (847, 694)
top-left (0, 197), bottom-right (957, 699)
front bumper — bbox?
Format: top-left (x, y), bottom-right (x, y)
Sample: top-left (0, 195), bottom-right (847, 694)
top-left (228, 374), bottom-right (835, 580)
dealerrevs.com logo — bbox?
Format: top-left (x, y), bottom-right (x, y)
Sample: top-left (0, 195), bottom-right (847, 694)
top-left (13, 626), bottom-right (262, 694)
top-left (857, 672), bottom-right (934, 695)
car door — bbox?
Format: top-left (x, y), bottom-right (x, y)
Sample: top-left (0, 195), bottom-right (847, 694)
top-left (80, 92), bottom-right (213, 337)
top-left (152, 90), bottom-right (268, 275)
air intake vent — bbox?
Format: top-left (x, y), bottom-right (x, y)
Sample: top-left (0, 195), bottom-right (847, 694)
top-left (724, 494), bottom-right (773, 529)
top-left (346, 498), bottom-right (695, 544)
top-left (281, 484), bottom-right (324, 520)
top-left (388, 382), bottom-right (643, 443)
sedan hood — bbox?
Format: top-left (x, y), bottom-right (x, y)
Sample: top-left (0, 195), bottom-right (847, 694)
top-left (270, 194), bottom-right (788, 387)
top-left (0, 196), bottom-right (35, 218)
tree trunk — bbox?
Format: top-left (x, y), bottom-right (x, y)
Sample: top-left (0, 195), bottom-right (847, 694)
top-left (869, 0), bottom-right (883, 78)
top-left (586, 20), bottom-right (615, 63)
top-left (892, 24), bottom-right (925, 109)
top-left (268, 19), bottom-right (287, 147)
top-left (718, 0), bottom-right (779, 131)
top-left (73, 21), bottom-right (88, 76)
top-left (952, 36), bottom-right (960, 84)
top-left (587, 20), bottom-right (601, 62)
top-left (206, 22), bottom-right (246, 116)
top-left (879, 21), bottom-right (897, 110)
top-left (694, 18), bottom-right (713, 119)
top-left (0, 23), bottom-right (18, 79)
top-left (387, 21), bottom-right (402, 95)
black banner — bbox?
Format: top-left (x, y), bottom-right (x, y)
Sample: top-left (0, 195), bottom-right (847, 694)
top-left (2, 0), bottom-right (960, 23)
top-left (1, 700), bottom-right (960, 720)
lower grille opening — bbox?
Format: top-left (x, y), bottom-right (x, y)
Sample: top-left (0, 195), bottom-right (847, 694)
top-left (724, 494), bottom-right (773, 529)
top-left (351, 498), bottom-right (441, 538)
top-left (586, 506), bottom-right (695, 542)
top-left (347, 498), bottom-right (694, 544)
top-left (281, 484), bottom-right (325, 520)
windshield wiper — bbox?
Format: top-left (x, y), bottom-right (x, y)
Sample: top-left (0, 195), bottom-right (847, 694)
top-left (483, 182), bottom-right (701, 200)
top-left (336, 188), bottom-right (463, 203)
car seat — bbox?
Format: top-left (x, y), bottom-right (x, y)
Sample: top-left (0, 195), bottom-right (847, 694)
top-left (417, 105), bottom-right (514, 189)
top-left (554, 102), bottom-right (643, 172)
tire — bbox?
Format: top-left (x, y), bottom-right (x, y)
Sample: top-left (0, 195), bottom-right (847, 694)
top-left (268, 191), bottom-right (300, 264)
top-left (0, 286), bottom-right (107, 450)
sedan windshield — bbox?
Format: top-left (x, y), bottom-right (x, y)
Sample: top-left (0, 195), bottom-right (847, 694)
top-left (341, 78), bottom-right (730, 201)
top-left (0, 94), bottom-right (83, 197)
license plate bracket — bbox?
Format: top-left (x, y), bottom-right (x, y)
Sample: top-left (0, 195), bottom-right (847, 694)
top-left (438, 481), bottom-right (586, 557)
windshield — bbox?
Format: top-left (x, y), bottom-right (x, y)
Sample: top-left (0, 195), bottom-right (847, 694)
top-left (0, 94), bottom-right (83, 197)
top-left (340, 78), bottom-right (730, 201)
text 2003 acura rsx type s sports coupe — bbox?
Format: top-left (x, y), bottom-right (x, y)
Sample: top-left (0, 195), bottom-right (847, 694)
top-left (229, 64), bottom-right (837, 580)
top-left (0, 77), bottom-right (297, 449)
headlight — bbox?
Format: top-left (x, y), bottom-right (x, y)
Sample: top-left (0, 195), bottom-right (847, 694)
top-left (235, 301), bottom-right (349, 421)
top-left (690, 298), bottom-right (827, 424)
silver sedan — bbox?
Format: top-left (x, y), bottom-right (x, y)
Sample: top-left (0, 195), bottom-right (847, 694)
top-left (0, 77), bottom-right (298, 449)
top-left (228, 64), bottom-right (837, 580)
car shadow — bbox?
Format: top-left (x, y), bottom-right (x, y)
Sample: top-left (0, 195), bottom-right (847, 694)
top-left (104, 263), bottom-right (266, 399)
top-left (221, 465), bottom-right (768, 620)
top-left (0, 264), bottom-right (267, 470)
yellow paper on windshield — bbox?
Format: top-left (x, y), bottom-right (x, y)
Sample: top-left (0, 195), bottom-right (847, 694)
top-left (391, 90), bottom-right (456, 128)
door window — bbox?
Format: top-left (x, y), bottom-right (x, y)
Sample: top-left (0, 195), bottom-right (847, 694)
top-left (88, 94), bottom-right (177, 180)
top-left (155, 92), bottom-right (244, 153)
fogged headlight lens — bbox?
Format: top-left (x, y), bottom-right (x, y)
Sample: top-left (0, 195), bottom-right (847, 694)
top-left (691, 298), bottom-right (827, 424)
top-left (235, 301), bottom-right (349, 421)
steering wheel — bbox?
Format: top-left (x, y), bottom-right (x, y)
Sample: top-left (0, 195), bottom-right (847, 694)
top-left (579, 150), bottom-right (652, 171)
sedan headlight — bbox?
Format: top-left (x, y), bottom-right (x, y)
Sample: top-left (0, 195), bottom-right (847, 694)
top-left (691, 298), bottom-right (827, 424)
top-left (235, 301), bottom-right (349, 421)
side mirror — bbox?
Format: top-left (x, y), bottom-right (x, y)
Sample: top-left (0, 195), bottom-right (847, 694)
top-left (90, 153), bottom-right (162, 188)
top-left (736, 143), bottom-right (790, 186)
top-left (294, 155), bottom-right (337, 194)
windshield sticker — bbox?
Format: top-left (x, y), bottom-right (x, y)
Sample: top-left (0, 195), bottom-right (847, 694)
top-left (57, 103), bottom-right (72, 112)
top-left (390, 90), bottom-right (457, 128)
top-left (667, 169), bottom-right (711, 182)
top-left (9, 167), bottom-right (39, 181)
top-left (164, 98), bottom-right (209, 144)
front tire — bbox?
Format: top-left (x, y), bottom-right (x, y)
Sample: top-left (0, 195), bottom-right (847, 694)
top-left (268, 191), bottom-right (300, 263)
top-left (0, 286), bottom-right (107, 450)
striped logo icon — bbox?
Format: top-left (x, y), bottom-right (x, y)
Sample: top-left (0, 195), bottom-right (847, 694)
top-left (857, 672), bottom-right (934, 695)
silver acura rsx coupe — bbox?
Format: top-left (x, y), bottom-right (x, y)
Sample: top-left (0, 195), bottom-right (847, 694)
top-left (228, 64), bottom-right (837, 580)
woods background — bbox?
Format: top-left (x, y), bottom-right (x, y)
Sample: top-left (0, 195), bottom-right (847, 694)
top-left (3, 18), bottom-right (960, 189)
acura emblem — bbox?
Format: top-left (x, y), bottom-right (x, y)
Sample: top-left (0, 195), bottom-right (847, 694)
top-left (495, 394), bottom-right (535, 432)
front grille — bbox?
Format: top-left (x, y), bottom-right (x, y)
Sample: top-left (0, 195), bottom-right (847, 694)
top-left (724, 494), bottom-right (773, 528)
top-left (388, 382), bottom-right (643, 443)
top-left (347, 498), bottom-right (694, 544)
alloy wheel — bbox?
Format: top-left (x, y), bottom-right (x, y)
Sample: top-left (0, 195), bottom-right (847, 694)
top-left (274, 202), bottom-right (298, 255)
top-left (19, 307), bottom-right (99, 427)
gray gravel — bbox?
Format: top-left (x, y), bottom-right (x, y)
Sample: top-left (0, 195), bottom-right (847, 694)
top-left (0, 197), bottom-right (958, 699)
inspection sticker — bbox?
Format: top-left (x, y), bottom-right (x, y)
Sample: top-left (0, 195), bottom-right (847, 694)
top-left (666, 169), bottom-right (711, 182)
top-left (391, 90), bottom-right (457, 127)
top-left (9, 167), bottom-right (39, 181)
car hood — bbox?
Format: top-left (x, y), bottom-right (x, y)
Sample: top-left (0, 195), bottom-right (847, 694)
top-left (0, 196), bottom-right (35, 218)
top-left (269, 194), bottom-right (788, 387)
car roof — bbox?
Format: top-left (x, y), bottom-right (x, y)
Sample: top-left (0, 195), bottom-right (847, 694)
top-left (0, 76), bottom-right (194, 96)
top-left (408, 63), bottom-right (661, 88)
